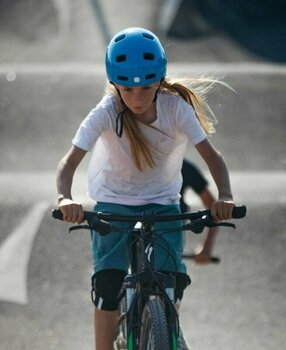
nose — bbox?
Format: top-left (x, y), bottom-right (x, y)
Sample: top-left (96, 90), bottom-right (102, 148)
top-left (133, 88), bottom-right (143, 99)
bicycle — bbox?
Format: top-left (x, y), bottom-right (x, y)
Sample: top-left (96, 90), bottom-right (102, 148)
top-left (52, 205), bottom-right (246, 349)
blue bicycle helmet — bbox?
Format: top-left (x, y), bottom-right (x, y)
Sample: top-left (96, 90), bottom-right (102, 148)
top-left (105, 27), bottom-right (167, 87)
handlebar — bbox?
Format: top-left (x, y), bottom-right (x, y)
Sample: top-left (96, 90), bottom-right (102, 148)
top-left (52, 205), bottom-right (246, 235)
top-left (52, 205), bottom-right (246, 222)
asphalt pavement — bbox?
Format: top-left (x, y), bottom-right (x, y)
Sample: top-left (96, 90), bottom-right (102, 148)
top-left (0, 1), bottom-right (285, 349)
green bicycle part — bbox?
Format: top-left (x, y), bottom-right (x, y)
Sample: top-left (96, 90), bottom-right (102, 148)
top-left (128, 333), bottom-right (133, 350)
top-left (172, 332), bottom-right (177, 349)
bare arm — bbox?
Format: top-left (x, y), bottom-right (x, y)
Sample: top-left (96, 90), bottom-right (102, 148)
top-left (56, 145), bottom-right (87, 223)
top-left (200, 187), bottom-right (216, 208)
top-left (195, 138), bottom-right (234, 221)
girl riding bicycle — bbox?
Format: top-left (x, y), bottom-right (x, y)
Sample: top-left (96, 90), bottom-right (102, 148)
top-left (56, 27), bottom-right (235, 350)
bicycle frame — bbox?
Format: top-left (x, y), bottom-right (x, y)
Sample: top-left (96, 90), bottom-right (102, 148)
top-left (117, 220), bottom-right (179, 349)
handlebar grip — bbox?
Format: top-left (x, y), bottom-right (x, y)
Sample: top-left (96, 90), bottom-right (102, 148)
top-left (52, 209), bottom-right (93, 221)
top-left (52, 209), bottom-right (63, 220)
top-left (232, 205), bottom-right (247, 219)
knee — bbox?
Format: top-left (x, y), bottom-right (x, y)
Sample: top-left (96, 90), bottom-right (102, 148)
top-left (91, 269), bottom-right (126, 311)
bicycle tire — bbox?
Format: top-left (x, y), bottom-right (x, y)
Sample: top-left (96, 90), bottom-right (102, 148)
top-left (139, 299), bottom-right (172, 350)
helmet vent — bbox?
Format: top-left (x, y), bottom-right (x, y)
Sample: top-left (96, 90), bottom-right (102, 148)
top-left (117, 75), bottom-right (128, 81)
top-left (142, 33), bottom-right (154, 40)
top-left (143, 53), bottom-right (155, 61)
top-left (116, 54), bottom-right (127, 62)
top-left (145, 73), bottom-right (156, 80)
top-left (115, 34), bottom-right (126, 42)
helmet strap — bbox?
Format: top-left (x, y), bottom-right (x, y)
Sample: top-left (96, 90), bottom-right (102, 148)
top-left (153, 79), bottom-right (163, 102)
top-left (112, 83), bottom-right (127, 137)
top-left (116, 108), bottom-right (127, 137)
top-left (153, 88), bottom-right (160, 102)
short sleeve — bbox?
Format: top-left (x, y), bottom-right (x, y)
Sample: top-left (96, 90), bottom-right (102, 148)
top-left (72, 96), bottom-right (116, 151)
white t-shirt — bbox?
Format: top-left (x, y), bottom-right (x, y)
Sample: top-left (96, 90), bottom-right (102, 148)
top-left (72, 91), bottom-right (206, 205)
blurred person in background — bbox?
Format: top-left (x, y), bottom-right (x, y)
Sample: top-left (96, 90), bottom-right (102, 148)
top-left (180, 159), bottom-right (220, 264)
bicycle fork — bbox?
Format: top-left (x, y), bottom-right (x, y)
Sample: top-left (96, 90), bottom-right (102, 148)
top-left (125, 222), bottom-right (178, 349)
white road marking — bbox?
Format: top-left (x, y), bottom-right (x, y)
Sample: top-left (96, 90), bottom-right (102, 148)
top-left (0, 201), bottom-right (49, 304)
top-left (158, 0), bottom-right (183, 34)
top-left (52, 0), bottom-right (71, 39)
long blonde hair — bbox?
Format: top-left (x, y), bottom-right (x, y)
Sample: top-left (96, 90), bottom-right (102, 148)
top-left (107, 77), bottom-right (226, 172)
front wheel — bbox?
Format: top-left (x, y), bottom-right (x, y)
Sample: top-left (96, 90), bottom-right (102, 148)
top-left (139, 299), bottom-right (172, 350)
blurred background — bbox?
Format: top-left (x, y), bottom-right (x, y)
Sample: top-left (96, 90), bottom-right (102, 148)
top-left (1, 0), bottom-right (285, 172)
top-left (0, 1), bottom-right (285, 349)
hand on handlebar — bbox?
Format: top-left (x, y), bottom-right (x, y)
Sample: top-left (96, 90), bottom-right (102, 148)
top-left (211, 200), bottom-right (235, 222)
top-left (58, 198), bottom-right (84, 224)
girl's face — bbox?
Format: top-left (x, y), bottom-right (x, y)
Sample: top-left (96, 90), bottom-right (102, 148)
top-left (116, 82), bottom-right (160, 120)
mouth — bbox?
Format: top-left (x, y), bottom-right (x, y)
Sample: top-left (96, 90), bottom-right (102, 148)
top-left (132, 107), bottom-right (145, 114)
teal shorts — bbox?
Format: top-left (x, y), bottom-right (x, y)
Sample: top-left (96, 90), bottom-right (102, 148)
top-left (90, 202), bottom-right (186, 274)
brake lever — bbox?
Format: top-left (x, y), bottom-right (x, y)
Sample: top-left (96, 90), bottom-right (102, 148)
top-left (69, 224), bottom-right (91, 233)
top-left (213, 222), bottom-right (236, 229)
top-left (68, 217), bottom-right (112, 235)
top-left (183, 217), bottom-right (212, 234)
top-left (183, 216), bottom-right (236, 234)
